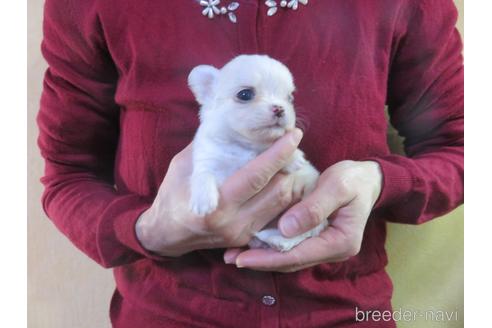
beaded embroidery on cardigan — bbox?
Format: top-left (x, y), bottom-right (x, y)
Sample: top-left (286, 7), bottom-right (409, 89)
top-left (198, 0), bottom-right (308, 23)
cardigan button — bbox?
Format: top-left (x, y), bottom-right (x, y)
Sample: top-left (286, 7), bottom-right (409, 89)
top-left (261, 295), bottom-right (276, 306)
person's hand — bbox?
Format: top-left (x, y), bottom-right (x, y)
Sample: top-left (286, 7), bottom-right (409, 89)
top-left (223, 160), bottom-right (383, 272)
top-left (135, 129), bottom-right (304, 257)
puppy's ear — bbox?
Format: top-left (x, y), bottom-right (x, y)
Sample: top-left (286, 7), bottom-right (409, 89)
top-left (188, 65), bottom-right (219, 105)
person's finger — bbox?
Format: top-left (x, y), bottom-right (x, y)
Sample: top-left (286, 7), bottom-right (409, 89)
top-left (171, 142), bottom-right (193, 163)
top-left (220, 129), bottom-right (303, 206)
top-left (236, 173), bottom-right (298, 236)
top-left (234, 236), bottom-right (324, 271)
top-left (204, 174), bottom-right (297, 249)
top-left (277, 186), bottom-right (346, 238)
top-left (167, 142), bottom-right (194, 177)
top-left (235, 230), bottom-right (349, 272)
top-left (223, 247), bottom-right (244, 264)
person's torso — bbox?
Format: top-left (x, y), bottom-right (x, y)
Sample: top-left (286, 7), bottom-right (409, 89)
top-left (99, 1), bottom-right (402, 326)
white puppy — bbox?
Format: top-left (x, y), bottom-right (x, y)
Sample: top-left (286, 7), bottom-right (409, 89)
top-left (187, 55), bottom-right (328, 252)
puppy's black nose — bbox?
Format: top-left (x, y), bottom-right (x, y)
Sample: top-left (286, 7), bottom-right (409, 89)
top-left (272, 105), bottom-right (284, 118)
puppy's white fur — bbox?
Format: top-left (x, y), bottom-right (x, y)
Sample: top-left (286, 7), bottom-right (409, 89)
top-left (188, 55), bottom-right (327, 252)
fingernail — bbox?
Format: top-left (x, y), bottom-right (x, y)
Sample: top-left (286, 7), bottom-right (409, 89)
top-left (280, 215), bottom-right (300, 237)
top-left (224, 253), bottom-right (235, 264)
top-left (236, 259), bottom-right (244, 268)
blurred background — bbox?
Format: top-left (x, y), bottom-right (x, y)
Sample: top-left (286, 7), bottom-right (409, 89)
top-left (27, 1), bottom-right (464, 327)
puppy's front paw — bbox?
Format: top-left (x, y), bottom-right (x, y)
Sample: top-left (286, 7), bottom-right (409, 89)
top-left (282, 150), bottom-right (319, 198)
top-left (190, 175), bottom-right (220, 216)
top-left (282, 153), bottom-right (307, 174)
top-left (292, 165), bottom-right (320, 199)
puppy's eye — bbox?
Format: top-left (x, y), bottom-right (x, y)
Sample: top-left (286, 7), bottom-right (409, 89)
top-left (288, 94), bottom-right (294, 103)
top-left (236, 88), bottom-right (255, 102)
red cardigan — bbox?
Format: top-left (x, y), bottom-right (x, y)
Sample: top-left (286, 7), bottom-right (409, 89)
top-left (38, 0), bottom-right (463, 327)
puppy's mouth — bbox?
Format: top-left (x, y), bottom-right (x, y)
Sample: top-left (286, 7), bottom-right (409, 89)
top-left (262, 122), bottom-right (285, 129)
top-left (248, 122), bottom-right (289, 143)
top-left (254, 119), bottom-right (288, 132)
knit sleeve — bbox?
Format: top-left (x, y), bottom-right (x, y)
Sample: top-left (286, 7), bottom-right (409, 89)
top-left (38, 0), bottom-right (170, 267)
top-left (368, 0), bottom-right (464, 224)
